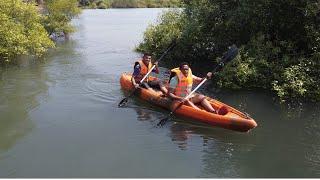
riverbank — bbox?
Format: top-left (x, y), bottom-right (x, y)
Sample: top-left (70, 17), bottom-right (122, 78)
top-left (78, 0), bottom-right (181, 9)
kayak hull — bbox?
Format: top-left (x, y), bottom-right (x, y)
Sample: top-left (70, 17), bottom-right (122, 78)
top-left (120, 73), bottom-right (257, 132)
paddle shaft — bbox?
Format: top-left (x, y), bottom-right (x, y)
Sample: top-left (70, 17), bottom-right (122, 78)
top-left (139, 65), bottom-right (156, 83)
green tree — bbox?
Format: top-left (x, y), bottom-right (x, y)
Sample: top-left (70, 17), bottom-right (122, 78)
top-left (138, 0), bottom-right (320, 102)
top-left (0, 0), bottom-right (54, 62)
top-left (83, 0), bottom-right (181, 8)
top-left (137, 9), bottom-right (184, 59)
top-left (42, 0), bottom-right (81, 37)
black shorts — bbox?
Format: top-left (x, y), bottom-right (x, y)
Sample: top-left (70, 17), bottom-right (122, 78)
top-left (141, 80), bottom-right (162, 90)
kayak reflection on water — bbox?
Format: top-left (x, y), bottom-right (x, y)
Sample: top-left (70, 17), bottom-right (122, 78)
top-left (135, 108), bottom-right (153, 121)
top-left (133, 107), bottom-right (211, 151)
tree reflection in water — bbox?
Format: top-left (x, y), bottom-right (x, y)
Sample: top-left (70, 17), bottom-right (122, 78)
top-left (0, 56), bottom-right (49, 153)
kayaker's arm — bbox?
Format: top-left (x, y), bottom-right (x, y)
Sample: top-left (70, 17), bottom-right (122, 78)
top-left (131, 62), bottom-right (140, 88)
top-left (193, 72), bottom-right (213, 84)
top-left (192, 75), bottom-right (203, 84)
top-left (168, 91), bottom-right (183, 101)
top-left (168, 90), bottom-right (200, 109)
top-left (153, 61), bottom-right (160, 74)
top-left (131, 76), bottom-right (139, 89)
top-left (168, 73), bottom-right (183, 101)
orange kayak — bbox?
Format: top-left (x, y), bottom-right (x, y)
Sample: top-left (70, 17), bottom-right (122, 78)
top-left (120, 73), bottom-right (257, 132)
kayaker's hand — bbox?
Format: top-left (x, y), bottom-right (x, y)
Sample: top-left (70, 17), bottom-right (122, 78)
top-left (181, 98), bottom-right (188, 104)
top-left (206, 72), bottom-right (213, 79)
top-left (134, 83), bottom-right (139, 89)
top-left (154, 61), bottom-right (158, 67)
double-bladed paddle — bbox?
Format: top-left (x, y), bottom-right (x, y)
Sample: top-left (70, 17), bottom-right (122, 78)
top-left (118, 40), bottom-right (177, 107)
top-left (157, 45), bottom-right (239, 126)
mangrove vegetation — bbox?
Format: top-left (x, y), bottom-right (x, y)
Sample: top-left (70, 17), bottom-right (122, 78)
top-left (0, 0), bottom-right (81, 63)
top-left (78, 0), bottom-right (181, 9)
top-left (137, 0), bottom-right (320, 102)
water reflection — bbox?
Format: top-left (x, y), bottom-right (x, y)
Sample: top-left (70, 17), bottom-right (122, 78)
top-left (128, 73), bottom-right (320, 177)
top-left (133, 106), bottom-right (191, 150)
top-left (169, 123), bottom-right (190, 150)
top-left (201, 141), bottom-right (240, 177)
top-left (132, 104), bottom-right (246, 151)
top-left (135, 108), bottom-right (153, 121)
top-left (0, 57), bottom-right (49, 153)
top-left (297, 104), bottom-right (320, 177)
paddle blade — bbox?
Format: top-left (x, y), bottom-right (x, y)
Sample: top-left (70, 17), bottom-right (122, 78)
top-left (213, 45), bottom-right (239, 73)
top-left (157, 117), bottom-right (169, 126)
top-left (157, 112), bottom-right (174, 126)
top-left (222, 45), bottom-right (239, 64)
top-left (118, 97), bottom-right (128, 107)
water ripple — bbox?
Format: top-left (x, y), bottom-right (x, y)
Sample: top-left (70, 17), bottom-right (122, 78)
top-left (83, 76), bottom-right (119, 103)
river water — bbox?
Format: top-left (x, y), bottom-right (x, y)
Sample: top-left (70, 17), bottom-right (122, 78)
top-left (0, 9), bottom-right (319, 178)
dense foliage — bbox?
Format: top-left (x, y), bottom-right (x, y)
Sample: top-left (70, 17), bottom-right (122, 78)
top-left (0, 0), bottom-right (81, 63)
top-left (79, 0), bottom-right (181, 9)
top-left (0, 0), bottom-right (54, 62)
top-left (136, 9), bottom-right (184, 57)
top-left (137, 0), bottom-right (320, 102)
top-left (42, 0), bottom-right (81, 37)
top-left (79, 0), bottom-right (110, 9)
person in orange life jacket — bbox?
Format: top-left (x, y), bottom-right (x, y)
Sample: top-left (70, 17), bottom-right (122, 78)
top-left (131, 53), bottom-right (168, 95)
top-left (168, 62), bottom-right (216, 113)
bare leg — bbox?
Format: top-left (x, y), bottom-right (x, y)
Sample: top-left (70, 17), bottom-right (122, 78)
top-left (185, 100), bottom-right (201, 110)
top-left (157, 81), bottom-right (168, 95)
top-left (201, 99), bottom-right (216, 113)
top-left (147, 80), bottom-right (168, 95)
top-left (160, 85), bottom-right (168, 95)
top-left (191, 94), bottom-right (216, 113)
top-left (142, 82), bottom-right (156, 93)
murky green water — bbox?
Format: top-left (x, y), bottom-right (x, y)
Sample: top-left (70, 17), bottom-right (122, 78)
top-left (0, 9), bottom-right (319, 178)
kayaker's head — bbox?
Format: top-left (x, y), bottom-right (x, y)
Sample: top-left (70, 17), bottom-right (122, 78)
top-left (179, 62), bottom-right (190, 76)
top-left (142, 53), bottom-right (152, 66)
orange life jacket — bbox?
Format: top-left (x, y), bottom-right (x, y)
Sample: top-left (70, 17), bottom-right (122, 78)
top-left (171, 67), bottom-right (193, 97)
top-left (134, 60), bottom-right (152, 83)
